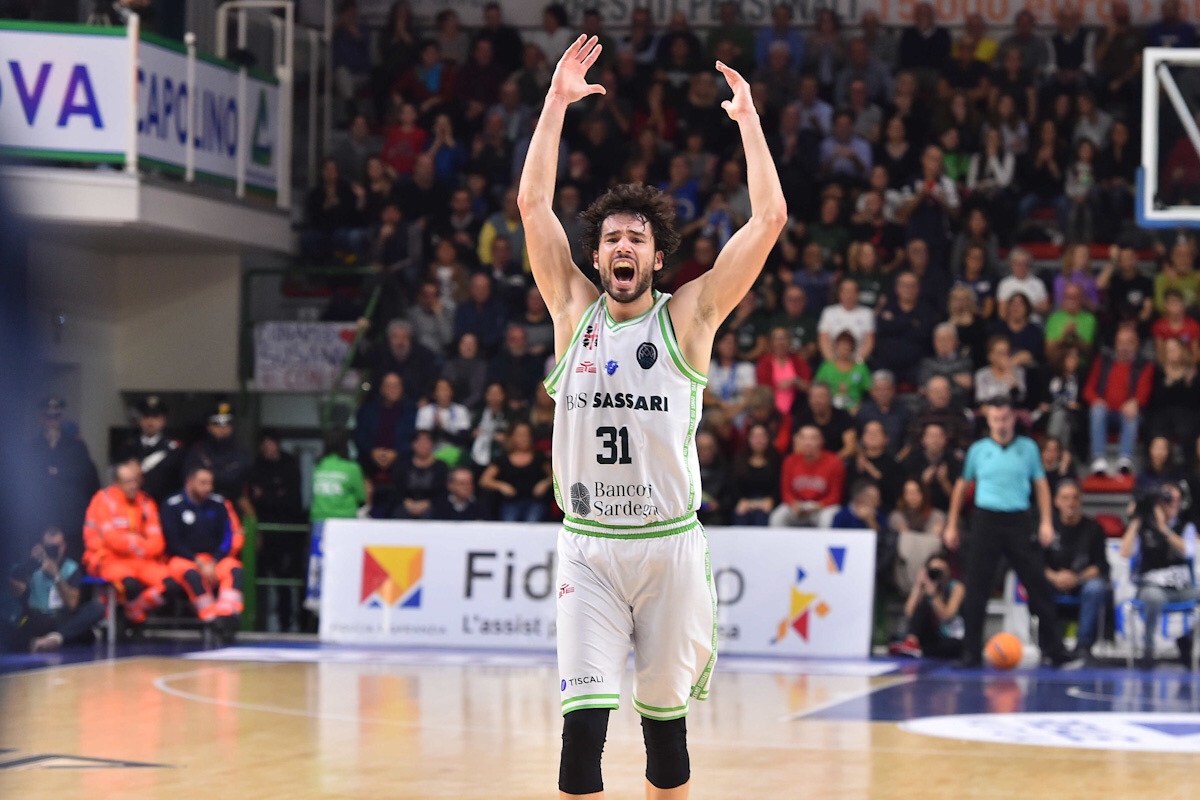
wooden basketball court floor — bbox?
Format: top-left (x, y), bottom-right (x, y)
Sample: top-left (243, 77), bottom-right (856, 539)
top-left (3, 645), bottom-right (1200, 800)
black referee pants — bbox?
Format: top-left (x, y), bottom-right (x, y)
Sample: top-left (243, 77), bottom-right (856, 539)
top-left (961, 509), bottom-right (1064, 662)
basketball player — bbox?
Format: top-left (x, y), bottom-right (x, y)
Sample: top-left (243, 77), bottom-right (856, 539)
top-left (518, 37), bottom-right (786, 800)
top-left (944, 396), bottom-right (1073, 669)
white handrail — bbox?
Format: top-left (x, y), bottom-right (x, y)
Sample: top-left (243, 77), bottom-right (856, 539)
top-left (185, 32), bottom-right (197, 183)
top-left (125, 12), bottom-right (140, 176)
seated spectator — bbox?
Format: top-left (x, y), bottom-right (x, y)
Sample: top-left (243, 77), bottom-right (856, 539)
top-left (818, 276), bottom-right (876, 363)
top-left (793, 240), bottom-right (837, 313)
top-left (889, 479), bottom-right (947, 595)
top-left (431, 467), bottom-right (485, 521)
top-left (894, 552), bottom-right (965, 660)
top-left (974, 336), bottom-right (1034, 425)
top-left (707, 330), bottom-right (757, 427)
top-left (815, 332), bottom-right (872, 412)
top-left (454, 274), bottom-right (508, 359)
top-left (354, 372), bottom-right (416, 515)
top-left (875, 116), bottom-right (918, 195)
top-left (1148, 337), bottom-right (1200, 449)
top-left (1055, 244), bottom-right (1102, 312)
top-left (245, 429), bottom-right (305, 632)
top-left (1095, 244), bottom-right (1152, 343)
top-left (819, 110), bottom-right (872, 191)
top-left (1118, 482), bottom-right (1199, 670)
top-left (954, 244), bottom-right (997, 320)
top-left (1044, 283), bottom-right (1099, 364)
top-left (897, 144), bottom-right (960, 272)
top-left (1017, 119), bottom-right (1069, 231)
top-left (307, 431), bottom-right (369, 613)
top-left (1096, 119), bottom-right (1138, 230)
top-left (394, 40), bottom-right (457, 124)
top-left (770, 425), bottom-right (846, 527)
top-left (697, 430), bottom-right (732, 527)
top-left (770, 284), bottom-right (820, 363)
top-left (478, 422), bottom-right (552, 522)
top-left (469, 382), bottom-right (514, 468)
top-left (1154, 239), bottom-right (1200, 313)
top-left (807, 196), bottom-right (853, 269)
top-left (3, 525), bottom-right (105, 653)
top-left (725, 290), bottom-right (771, 362)
top-left (407, 279), bottom-right (456, 356)
top-left (918, 323), bottom-right (974, 403)
top-left (904, 376), bottom-right (974, 458)
top-left (393, 430), bottom-right (449, 520)
top-left (1151, 289), bottom-right (1200, 362)
top-left (477, 188), bottom-right (529, 272)
top-left (832, 480), bottom-right (887, 533)
top-left (836, 37), bottom-right (892, 107)
top-left (990, 46), bottom-right (1038, 125)
top-left (382, 103), bottom-right (428, 178)
top-left (161, 466), bottom-right (244, 638)
top-left (1137, 435), bottom-right (1188, 495)
top-left (331, 0), bottom-right (371, 122)
top-left (793, 382), bottom-right (857, 459)
top-left (1084, 325), bottom-right (1153, 476)
top-left (729, 423), bottom-right (781, 526)
top-left (1040, 436), bottom-right (1078, 498)
top-left (855, 370), bottom-right (909, 457)
top-left (358, 319), bottom-right (440, 404)
top-left (756, 3), bottom-right (806, 73)
top-left (442, 333), bottom-right (488, 412)
top-left (873, 270), bottom-right (938, 387)
top-left (1043, 347), bottom-right (1086, 459)
top-left (997, 248), bottom-right (1050, 320)
top-left (82, 459), bottom-right (167, 625)
top-left (991, 292), bottom-right (1045, 372)
top-left (416, 378), bottom-right (473, 463)
top-left (897, 2), bottom-right (951, 95)
top-left (966, 129), bottom-right (1017, 241)
top-left (517, 285), bottom-right (554, 359)
top-left (844, 420), bottom-right (903, 511)
top-left (756, 326), bottom-right (813, 418)
top-left (488, 325), bottom-right (544, 412)
top-left (1045, 479), bottom-right (1110, 664)
top-left (902, 422), bottom-right (962, 512)
top-left (947, 285), bottom-right (986, 368)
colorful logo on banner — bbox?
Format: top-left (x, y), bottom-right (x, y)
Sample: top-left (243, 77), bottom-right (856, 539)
top-left (771, 546), bottom-right (846, 643)
top-left (361, 546), bottom-right (423, 608)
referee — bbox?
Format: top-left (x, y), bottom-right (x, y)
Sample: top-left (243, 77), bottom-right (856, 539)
top-left (944, 397), bottom-right (1072, 668)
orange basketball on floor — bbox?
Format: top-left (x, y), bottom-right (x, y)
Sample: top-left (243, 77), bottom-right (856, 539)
top-left (984, 632), bottom-right (1023, 670)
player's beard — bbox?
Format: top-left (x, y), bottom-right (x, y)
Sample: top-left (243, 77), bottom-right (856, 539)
top-left (599, 258), bottom-right (654, 305)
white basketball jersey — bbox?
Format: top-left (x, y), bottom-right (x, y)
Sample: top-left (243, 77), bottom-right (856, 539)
top-left (545, 290), bottom-right (707, 535)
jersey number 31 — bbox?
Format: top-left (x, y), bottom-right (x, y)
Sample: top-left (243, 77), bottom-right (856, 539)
top-left (596, 426), bottom-right (632, 465)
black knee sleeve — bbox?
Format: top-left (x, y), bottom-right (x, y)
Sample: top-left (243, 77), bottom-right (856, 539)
top-left (230, 566), bottom-right (244, 590)
top-left (642, 716), bottom-right (689, 790)
top-left (183, 570), bottom-right (204, 595)
top-left (559, 708), bottom-right (609, 795)
top-left (121, 578), bottom-right (145, 599)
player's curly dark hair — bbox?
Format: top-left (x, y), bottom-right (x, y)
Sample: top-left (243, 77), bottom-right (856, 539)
top-left (579, 184), bottom-right (681, 258)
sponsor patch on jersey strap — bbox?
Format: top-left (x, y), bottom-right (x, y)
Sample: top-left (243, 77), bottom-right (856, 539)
top-left (562, 512), bottom-right (700, 539)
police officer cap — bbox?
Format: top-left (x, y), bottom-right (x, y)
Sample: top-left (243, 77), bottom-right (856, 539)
top-left (209, 401), bottom-right (234, 425)
top-left (136, 395), bottom-right (168, 417)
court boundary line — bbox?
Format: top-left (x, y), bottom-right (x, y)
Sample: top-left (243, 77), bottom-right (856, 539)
top-left (781, 674), bottom-right (916, 720)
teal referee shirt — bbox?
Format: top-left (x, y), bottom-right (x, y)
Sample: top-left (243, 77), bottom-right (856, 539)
top-left (961, 435), bottom-right (1045, 512)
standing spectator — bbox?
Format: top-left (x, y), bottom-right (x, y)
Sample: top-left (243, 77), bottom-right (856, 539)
top-left (874, 271), bottom-right (938, 387)
top-left (31, 396), bottom-right (99, 561)
top-left (895, 552), bottom-right (965, 659)
top-left (756, 326), bottom-right (812, 418)
top-left (432, 467), bottom-right (485, 521)
top-left (415, 378), bottom-right (472, 463)
top-left (183, 402), bottom-right (250, 509)
top-left (4, 526), bottom-right (105, 653)
top-left (392, 430), bottom-right (448, 520)
top-left (855, 371), bottom-right (910, 457)
top-left (161, 466), bottom-right (245, 639)
top-left (889, 480), bottom-right (947, 595)
top-left (1083, 325), bottom-right (1153, 476)
top-left (1118, 482), bottom-right (1200, 670)
top-left (844, 420), bottom-right (903, 511)
top-left (944, 397), bottom-right (1072, 668)
top-left (306, 431), bottom-right (368, 614)
top-left (729, 423), bottom-right (781, 526)
top-left (770, 425), bottom-right (846, 527)
top-left (354, 372), bottom-right (416, 515)
top-left (118, 395), bottom-right (183, 505)
top-left (82, 459), bottom-right (167, 625)
top-left (902, 421), bottom-right (962, 512)
top-left (441, 333), bottom-right (489, 413)
top-left (478, 421), bottom-right (551, 522)
top-left (244, 429), bottom-right (305, 633)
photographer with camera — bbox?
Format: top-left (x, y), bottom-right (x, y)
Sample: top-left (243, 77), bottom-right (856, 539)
top-left (1119, 481), bottom-right (1200, 670)
top-left (2, 525), bottom-right (104, 653)
top-left (891, 553), bottom-right (966, 659)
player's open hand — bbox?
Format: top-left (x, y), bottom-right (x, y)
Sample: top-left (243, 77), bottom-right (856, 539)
top-left (717, 61), bottom-right (755, 122)
top-left (549, 35), bottom-right (605, 104)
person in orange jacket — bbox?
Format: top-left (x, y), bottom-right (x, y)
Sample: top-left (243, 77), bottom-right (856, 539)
top-left (160, 465), bottom-right (244, 636)
top-left (83, 459), bottom-right (169, 624)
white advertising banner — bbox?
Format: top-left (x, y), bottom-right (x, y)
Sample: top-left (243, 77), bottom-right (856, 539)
top-left (137, 36), bottom-right (280, 193)
top-left (320, 520), bottom-right (876, 659)
top-left (253, 321), bottom-right (361, 391)
top-left (0, 24), bottom-right (131, 161)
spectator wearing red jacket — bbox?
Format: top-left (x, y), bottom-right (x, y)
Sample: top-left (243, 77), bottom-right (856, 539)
top-left (769, 425), bottom-right (846, 527)
top-left (1084, 325), bottom-right (1153, 476)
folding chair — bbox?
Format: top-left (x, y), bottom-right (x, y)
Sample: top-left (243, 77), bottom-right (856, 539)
top-left (1120, 557), bottom-right (1200, 670)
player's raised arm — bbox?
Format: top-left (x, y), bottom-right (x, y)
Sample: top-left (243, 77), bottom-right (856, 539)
top-left (673, 61), bottom-right (788, 341)
top-left (516, 36), bottom-right (602, 345)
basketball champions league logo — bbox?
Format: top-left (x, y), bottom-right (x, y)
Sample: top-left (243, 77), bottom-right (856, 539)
top-left (361, 546), bottom-right (424, 608)
top-left (771, 547), bottom-right (846, 643)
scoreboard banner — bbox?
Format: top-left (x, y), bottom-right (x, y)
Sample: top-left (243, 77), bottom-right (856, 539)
top-left (320, 519), bottom-right (875, 659)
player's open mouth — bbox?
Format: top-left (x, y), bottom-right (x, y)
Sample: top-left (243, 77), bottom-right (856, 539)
top-left (613, 263), bottom-right (635, 286)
